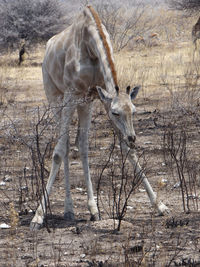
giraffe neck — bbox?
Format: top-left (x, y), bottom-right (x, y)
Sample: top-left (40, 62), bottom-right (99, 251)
top-left (85, 6), bottom-right (118, 95)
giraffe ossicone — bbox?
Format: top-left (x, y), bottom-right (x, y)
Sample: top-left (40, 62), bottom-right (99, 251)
top-left (30, 6), bottom-right (169, 230)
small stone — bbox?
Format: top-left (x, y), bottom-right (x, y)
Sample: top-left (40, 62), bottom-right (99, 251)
top-left (144, 141), bottom-right (152, 145)
top-left (80, 254), bottom-right (86, 258)
top-left (76, 187), bottom-right (83, 192)
top-left (71, 161), bottom-right (79, 166)
top-left (20, 186), bottom-right (28, 191)
top-left (138, 189), bottom-right (145, 192)
top-left (4, 176), bottom-right (12, 182)
top-left (173, 182), bottom-right (180, 188)
top-left (0, 223), bottom-right (11, 229)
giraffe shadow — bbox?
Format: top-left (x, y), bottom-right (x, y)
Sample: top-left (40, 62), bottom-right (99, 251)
top-left (20, 213), bottom-right (87, 229)
top-left (20, 213), bottom-right (123, 235)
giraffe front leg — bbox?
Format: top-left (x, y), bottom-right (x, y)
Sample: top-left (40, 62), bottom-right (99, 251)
top-left (142, 176), bottom-right (169, 215)
top-left (121, 142), bottom-right (169, 215)
top-left (77, 104), bottom-right (99, 221)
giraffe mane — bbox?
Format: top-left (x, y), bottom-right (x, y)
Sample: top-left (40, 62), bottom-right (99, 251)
top-left (87, 5), bottom-right (118, 87)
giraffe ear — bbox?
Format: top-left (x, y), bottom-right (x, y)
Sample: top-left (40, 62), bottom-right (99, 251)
top-left (115, 85), bottom-right (119, 96)
top-left (130, 86), bottom-right (141, 100)
top-left (126, 86), bottom-right (131, 95)
top-left (96, 86), bottom-right (112, 103)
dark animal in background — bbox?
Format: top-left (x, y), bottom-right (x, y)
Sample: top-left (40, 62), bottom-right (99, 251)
top-left (19, 43), bottom-right (26, 65)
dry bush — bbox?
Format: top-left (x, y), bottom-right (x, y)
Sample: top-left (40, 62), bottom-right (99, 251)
top-left (96, 132), bottom-right (146, 231)
top-left (167, 0), bottom-right (200, 14)
top-left (163, 127), bottom-right (199, 212)
top-left (0, 104), bottom-right (57, 220)
top-left (0, 0), bottom-right (69, 51)
top-left (96, 2), bottom-right (159, 51)
top-left (158, 47), bottom-right (200, 212)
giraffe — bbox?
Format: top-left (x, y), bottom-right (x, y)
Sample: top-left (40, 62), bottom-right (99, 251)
top-left (30, 6), bottom-right (169, 230)
top-left (192, 16), bottom-right (200, 50)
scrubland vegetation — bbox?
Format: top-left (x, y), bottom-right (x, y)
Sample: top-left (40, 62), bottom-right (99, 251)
top-left (0, 0), bottom-right (200, 266)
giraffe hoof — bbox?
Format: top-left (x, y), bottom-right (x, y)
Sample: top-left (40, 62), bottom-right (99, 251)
top-left (157, 202), bottom-right (170, 216)
top-left (64, 212), bottom-right (75, 221)
top-left (30, 222), bottom-right (43, 231)
top-left (90, 213), bottom-right (100, 221)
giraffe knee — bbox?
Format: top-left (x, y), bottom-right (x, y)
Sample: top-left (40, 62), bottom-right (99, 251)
top-left (53, 153), bottom-right (61, 164)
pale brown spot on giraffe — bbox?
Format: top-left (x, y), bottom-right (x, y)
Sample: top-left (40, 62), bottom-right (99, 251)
top-left (123, 103), bottom-right (132, 114)
top-left (65, 45), bottom-right (76, 62)
top-left (65, 59), bottom-right (76, 79)
top-left (74, 78), bottom-right (87, 91)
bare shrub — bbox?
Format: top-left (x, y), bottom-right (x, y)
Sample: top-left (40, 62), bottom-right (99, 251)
top-left (96, 132), bottom-right (145, 231)
top-left (167, 0), bottom-right (200, 14)
top-left (0, 0), bottom-right (68, 50)
top-left (88, 0), bottom-right (159, 51)
top-left (163, 127), bottom-right (199, 212)
top-left (158, 51), bottom-right (200, 212)
top-left (2, 105), bottom-right (57, 227)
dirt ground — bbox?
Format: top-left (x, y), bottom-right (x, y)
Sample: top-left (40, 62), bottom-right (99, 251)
top-left (0, 44), bottom-right (200, 267)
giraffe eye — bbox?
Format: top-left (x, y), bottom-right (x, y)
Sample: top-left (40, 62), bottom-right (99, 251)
top-left (112, 112), bottom-right (119, 116)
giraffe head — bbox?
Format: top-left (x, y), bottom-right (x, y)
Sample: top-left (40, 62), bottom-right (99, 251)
top-left (97, 85), bottom-right (140, 148)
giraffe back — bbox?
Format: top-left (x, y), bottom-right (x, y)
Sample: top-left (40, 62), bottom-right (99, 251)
top-left (42, 6), bottom-right (117, 100)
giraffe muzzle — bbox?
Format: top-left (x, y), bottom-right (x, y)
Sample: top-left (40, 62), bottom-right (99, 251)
top-left (126, 135), bottom-right (136, 148)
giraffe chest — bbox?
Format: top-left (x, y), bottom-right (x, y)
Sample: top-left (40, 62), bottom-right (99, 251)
top-left (64, 57), bottom-right (104, 92)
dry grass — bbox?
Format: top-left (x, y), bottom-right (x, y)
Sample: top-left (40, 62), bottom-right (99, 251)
top-left (116, 43), bottom-right (198, 89)
top-left (0, 46), bottom-right (45, 106)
